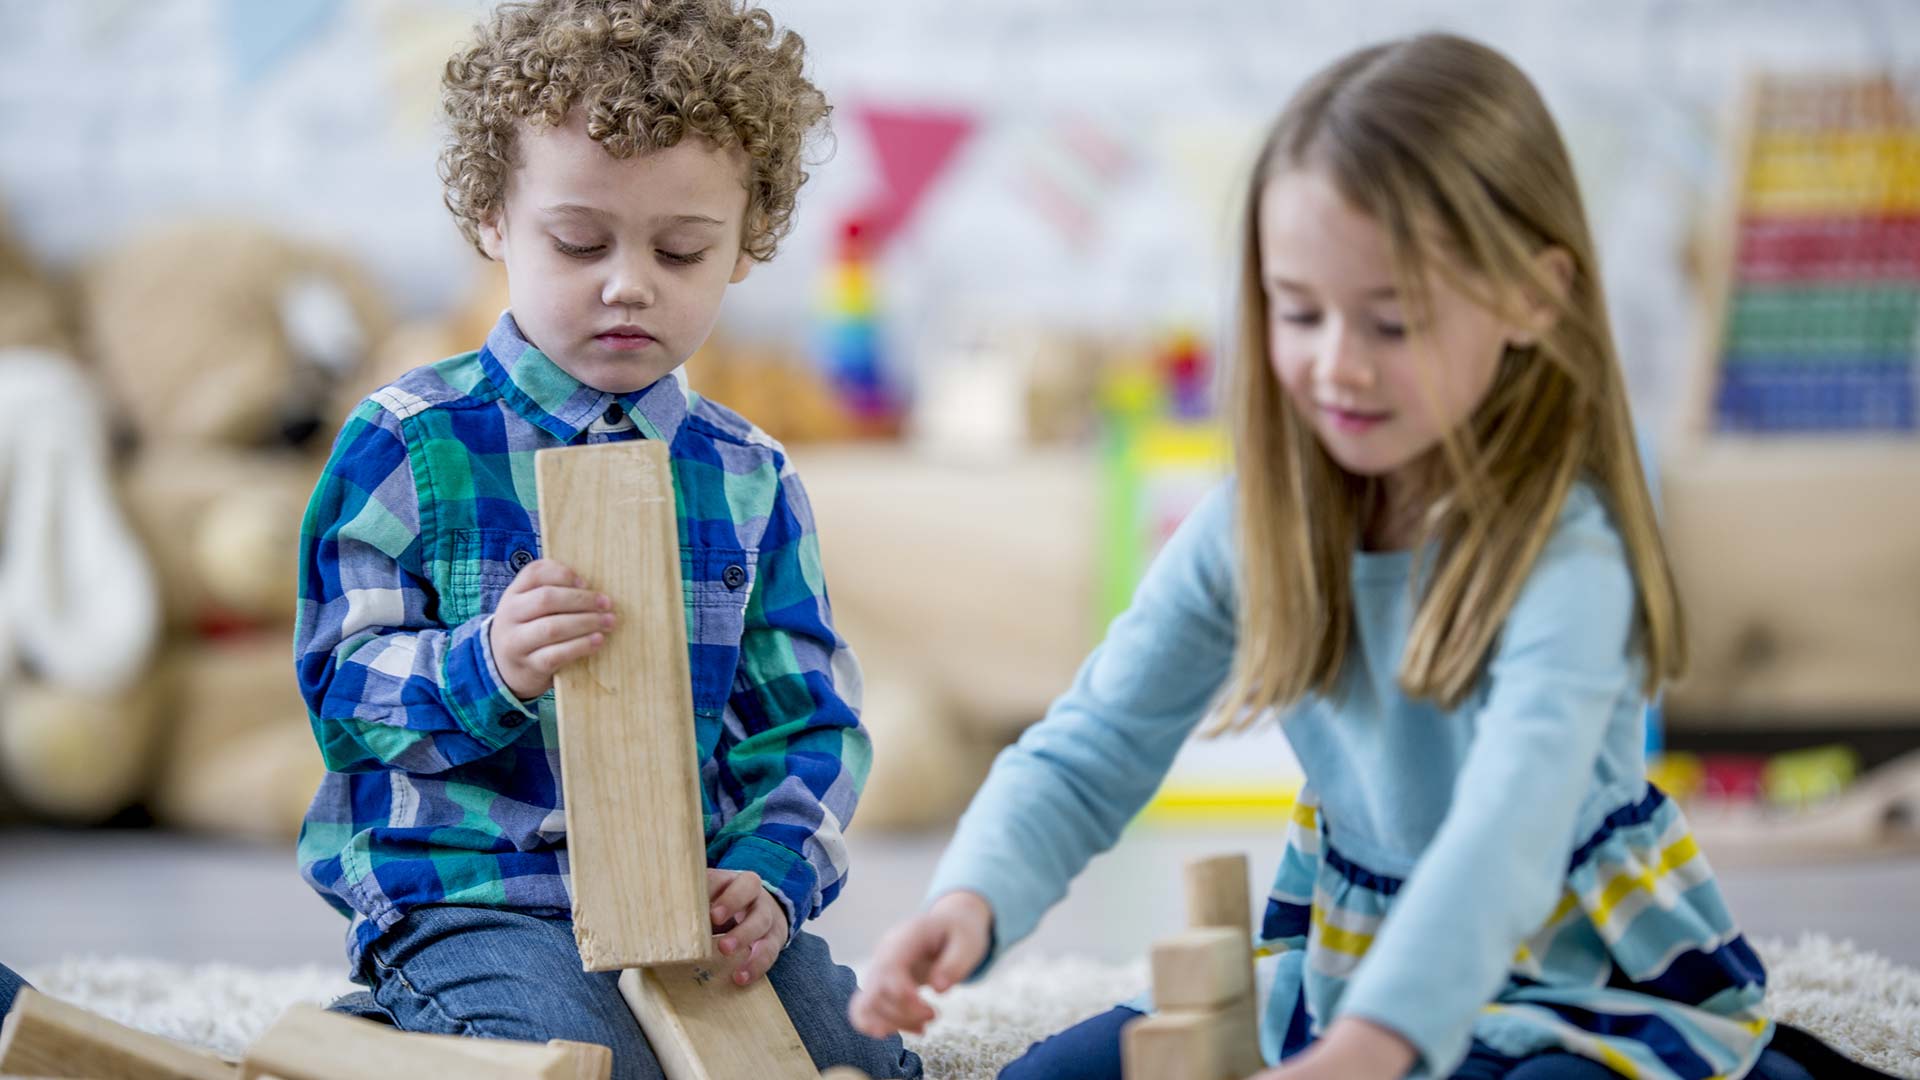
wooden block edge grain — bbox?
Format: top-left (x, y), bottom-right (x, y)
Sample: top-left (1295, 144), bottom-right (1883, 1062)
top-left (0, 989), bottom-right (235, 1080)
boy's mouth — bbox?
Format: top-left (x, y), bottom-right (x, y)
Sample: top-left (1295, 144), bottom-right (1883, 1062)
top-left (594, 326), bottom-right (656, 351)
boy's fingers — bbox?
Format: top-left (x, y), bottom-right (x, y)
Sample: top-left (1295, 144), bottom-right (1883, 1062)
top-left (519, 612), bottom-right (612, 649)
top-left (507, 559), bottom-right (577, 593)
top-left (711, 871), bottom-right (761, 924)
top-left (720, 902), bottom-right (776, 957)
top-left (525, 632), bottom-right (605, 676)
top-left (522, 585), bottom-right (610, 618)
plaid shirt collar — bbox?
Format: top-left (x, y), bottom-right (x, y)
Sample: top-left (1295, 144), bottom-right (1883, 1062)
top-left (480, 311), bottom-right (690, 445)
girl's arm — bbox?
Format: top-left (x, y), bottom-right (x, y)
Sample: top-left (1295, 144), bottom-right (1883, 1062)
top-left (924, 480), bottom-right (1243, 974)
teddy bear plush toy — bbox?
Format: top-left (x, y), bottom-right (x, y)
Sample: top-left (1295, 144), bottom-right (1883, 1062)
top-left (0, 219), bottom-right (391, 836)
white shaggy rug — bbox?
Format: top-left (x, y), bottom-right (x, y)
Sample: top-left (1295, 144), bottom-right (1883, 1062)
top-left (21, 936), bottom-right (1919, 1078)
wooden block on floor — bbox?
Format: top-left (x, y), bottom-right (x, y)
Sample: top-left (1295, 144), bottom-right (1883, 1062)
top-left (1122, 1010), bottom-right (1223, 1080)
top-left (820, 1070), bottom-right (872, 1080)
top-left (618, 964), bottom-right (817, 1080)
top-left (536, 442), bottom-right (710, 970)
top-left (1183, 854), bottom-right (1251, 932)
top-left (238, 1004), bottom-right (585, 1079)
top-left (1149, 928), bottom-right (1253, 1011)
top-left (548, 1039), bottom-right (614, 1080)
top-left (0, 988), bottom-right (235, 1079)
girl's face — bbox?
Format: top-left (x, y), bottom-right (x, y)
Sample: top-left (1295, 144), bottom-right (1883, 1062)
top-left (1258, 168), bottom-right (1518, 484)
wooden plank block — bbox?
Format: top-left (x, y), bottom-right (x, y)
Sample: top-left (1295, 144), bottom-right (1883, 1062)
top-left (548, 1039), bottom-right (614, 1080)
top-left (238, 1004), bottom-right (577, 1080)
top-left (1149, 928), bottom-right (1252, 1011)
top-left (0, 988), bottom-right (236, 1080)
top-left (617, 963), bottom-right (817, 1080)
top-left (820, 1070), bottom-right (872, 1080)
top-left (1183, 854), bottom-right (1250, 932)
top-left (536, 441), bottom-right (710, 970)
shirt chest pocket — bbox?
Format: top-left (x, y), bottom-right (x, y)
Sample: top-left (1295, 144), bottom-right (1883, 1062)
top-left (443, 529), bottom-right (754, 719)
top-left (442, 528), bottom-right (543, 628)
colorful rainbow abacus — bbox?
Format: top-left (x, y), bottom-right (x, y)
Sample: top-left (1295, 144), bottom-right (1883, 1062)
top-left (1713, 75), bottom-right (1920, 433)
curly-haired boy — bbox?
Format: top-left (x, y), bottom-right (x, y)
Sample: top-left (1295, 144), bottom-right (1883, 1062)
top-left (291, 3), bottom-right (919, 1075)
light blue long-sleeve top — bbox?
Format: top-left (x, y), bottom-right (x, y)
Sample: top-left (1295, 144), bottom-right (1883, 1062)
top-left (925, 478), bottom-right (1652, 1074)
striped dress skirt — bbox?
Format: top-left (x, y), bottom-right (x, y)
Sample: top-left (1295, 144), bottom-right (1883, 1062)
top-left (1258, 786), bottom-right (1772, 1079)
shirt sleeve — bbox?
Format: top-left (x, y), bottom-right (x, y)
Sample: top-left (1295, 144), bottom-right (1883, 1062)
top-left (923, 481), bottom-right (1242, 976)
top-left (707, 458), bottom-right (869, 937)
top-left (1335, 501), bottom-right (1640, 1076)
top-left (294, 398), bottom-right (537, 776)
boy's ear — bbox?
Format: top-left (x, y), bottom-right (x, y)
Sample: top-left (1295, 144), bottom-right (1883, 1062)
top-left (478, 212), bottom-right (507, 262)
top-left (729, 249), bottom-right (755, 285)
top-left (1510, 245), bottom-right (1573, 347)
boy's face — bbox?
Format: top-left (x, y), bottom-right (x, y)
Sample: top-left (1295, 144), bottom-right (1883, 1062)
top-left (479, 113), bottom-right (755, 394)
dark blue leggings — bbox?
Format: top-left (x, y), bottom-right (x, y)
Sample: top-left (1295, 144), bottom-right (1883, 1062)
top-left (996, 1006), bottom-right (1819, 1079)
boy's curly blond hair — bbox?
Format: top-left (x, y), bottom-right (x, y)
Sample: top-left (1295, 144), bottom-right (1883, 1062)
top-left (440, 0), bottom-right (829, 262)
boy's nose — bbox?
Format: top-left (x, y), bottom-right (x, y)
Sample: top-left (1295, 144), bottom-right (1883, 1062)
top-left (604, 264), bottom-right (656, 308)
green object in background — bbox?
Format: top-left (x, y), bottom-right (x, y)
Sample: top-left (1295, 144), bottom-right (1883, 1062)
top-left (1762, 744), bottom-right (1860, 811)
top-left (1725, 284), bottom-right (1920, 357)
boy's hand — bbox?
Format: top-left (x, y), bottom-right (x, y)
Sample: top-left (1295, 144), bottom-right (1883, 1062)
top-left (707, 868), bottom-right (789, 986)
top-left (489, 559), bottom-right (613, 702)
top-left (847, 890), bottom-right (991, 1038)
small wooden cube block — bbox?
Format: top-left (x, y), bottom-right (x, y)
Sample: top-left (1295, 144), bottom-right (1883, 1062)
top-left (1122, 1011), bottom-right (1223, 1080)
top-left (1149, 928), bottom-right (1252, 1011)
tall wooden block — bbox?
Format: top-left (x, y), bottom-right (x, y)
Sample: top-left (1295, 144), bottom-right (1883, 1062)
top-left (618, 964), bottom-right (818, 1080)
top-left (1183, 854), bottom-right (1251, 932)
top-left (536, 442), bottom-right (710, 970)
top-left (1149, 928), bottom-right (1252, 1011)
top-left (0, 988), bottom-right (235, 1080)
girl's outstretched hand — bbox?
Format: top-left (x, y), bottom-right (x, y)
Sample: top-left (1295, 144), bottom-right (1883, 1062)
top-left (847, 890), bottom-right (993, 1038)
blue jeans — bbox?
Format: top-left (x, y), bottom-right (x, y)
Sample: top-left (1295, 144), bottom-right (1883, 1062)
top-left (0, 962), bottom-right (27, 1017)
top-left (332, 906), bottom-right (920, 1080)
top-left (998, 1006), bottom-right (1817, 1080)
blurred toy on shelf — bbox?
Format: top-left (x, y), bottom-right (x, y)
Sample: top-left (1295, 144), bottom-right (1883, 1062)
top-left (909, 324), bottom-right (1105, 461)
top-left (685, 335), bottom-right (862, 445)
top-left (0, 217), bottom-right (390, 835)
top-left (816, 218), bottom-right (900, 435)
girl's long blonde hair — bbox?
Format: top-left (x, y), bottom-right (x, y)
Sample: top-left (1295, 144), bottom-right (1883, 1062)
top-left (1217, 33), bottom-right (1685, 726)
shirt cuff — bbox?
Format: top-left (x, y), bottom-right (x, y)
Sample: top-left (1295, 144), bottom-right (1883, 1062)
top-left (442, 613), bottom-right (541, 751)
top-left (715, 835), bottom-right (815, 945)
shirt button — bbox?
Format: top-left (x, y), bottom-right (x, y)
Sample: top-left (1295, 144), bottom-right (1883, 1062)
top-left (603, 404), bottom-right (624, 425)
top-left (509, 549), bottom-right (533, 571)
top-left (722, 564), bottom-right (747, 590)
top-left (500, 712), bottom-right (524, 728)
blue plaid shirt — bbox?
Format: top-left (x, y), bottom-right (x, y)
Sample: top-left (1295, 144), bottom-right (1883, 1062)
top-left (294, 312), bottom-right (868, 972)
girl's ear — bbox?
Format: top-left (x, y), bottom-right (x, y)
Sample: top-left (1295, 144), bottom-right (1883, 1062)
top-left (478, 211), bottom-right (508, 263)
top-left (1509, 246), bottom-right (1574, 348)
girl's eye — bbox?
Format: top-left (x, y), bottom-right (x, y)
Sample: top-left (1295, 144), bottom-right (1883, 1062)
top-left (1375, 322), bottom-right (1407, 340)
top-left (1277, 310), bottom-right (1320, 327)
top-left (554, 239), bottom-right (605, 258)
top-left (659, 249), bottom-right (709, 266)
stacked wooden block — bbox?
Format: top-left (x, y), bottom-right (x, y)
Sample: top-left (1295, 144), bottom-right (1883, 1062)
top-left (1121, 854), bottom-right (1265, 1080)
